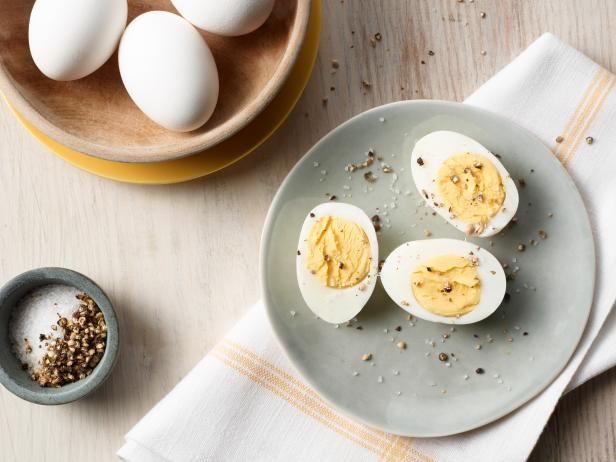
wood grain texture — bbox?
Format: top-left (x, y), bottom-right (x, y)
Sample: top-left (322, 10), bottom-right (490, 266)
top-left (0, 0), bottom-right (614, 460)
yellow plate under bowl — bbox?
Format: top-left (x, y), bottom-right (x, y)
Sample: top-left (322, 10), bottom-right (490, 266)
top-left (4, 1), bottom-right (321, 185)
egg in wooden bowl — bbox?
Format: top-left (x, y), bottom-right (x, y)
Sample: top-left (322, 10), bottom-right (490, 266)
top-left (0, 0), bottom-right (310, 162)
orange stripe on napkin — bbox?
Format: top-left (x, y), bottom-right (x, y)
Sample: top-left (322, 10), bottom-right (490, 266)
top-left (553, 69), bottom-right (606, 159)
top-left (214, 344), bottom-right (395, 458)
top-left (562, 74), bottom-right (615, 165)
top-left (212, 341), bottom-right (434, 462)
top-left (221, 340), bottom-right (433, 462)
top-left (211, 348), bottom-right (395, 459)
top-left (223, 340), bottom-right (434, 462)
top-left (554, 68), bottom-right (615, 165)
top-left (222, 340), bottom-right (320, 397)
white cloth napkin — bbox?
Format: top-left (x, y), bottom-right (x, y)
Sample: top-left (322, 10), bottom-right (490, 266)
top-left (118, 33), bottom-right (616, 462)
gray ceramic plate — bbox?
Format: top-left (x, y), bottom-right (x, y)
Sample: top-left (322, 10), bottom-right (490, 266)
top-left (261, 100), bottom-right (594, 437)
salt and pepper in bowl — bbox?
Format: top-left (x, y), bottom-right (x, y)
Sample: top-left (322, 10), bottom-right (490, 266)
top-left (0, 268), bottom-right (119, 405)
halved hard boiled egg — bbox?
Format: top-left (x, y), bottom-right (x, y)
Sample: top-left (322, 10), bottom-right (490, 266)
top-left (296, 202), bottom-right (379, 324)
top-left (381, 239), bottom-right (506, 324)
top-left (411, 131), bottom-right (519, 237)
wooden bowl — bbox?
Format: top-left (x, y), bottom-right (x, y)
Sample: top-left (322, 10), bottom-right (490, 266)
top-left (0, 0), bottom-right (310, 162)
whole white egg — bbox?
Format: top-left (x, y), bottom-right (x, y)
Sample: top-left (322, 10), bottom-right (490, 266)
top-left (118, 11), bottom-right (219, 132)
top-left (381, 239), bottom-right (506, 325)
top-left (170, 0), bottom-right (276, 36)
top-left (296, 202), bottom-right (379, 324)
top-left (411, 131), bottom-right (519, 237)
top-left (28, 0), bottom-right (127, 81)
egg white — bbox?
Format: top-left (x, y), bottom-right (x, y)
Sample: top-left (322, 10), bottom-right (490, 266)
top-left (411, 130), bottom-right (519, 237)
top-left (29, 0), bottom-right (128, 81)
top-left (171, 0), bottom-right (275, 36)
top-left (381, 239), bottom-right (506, 324)
top-left (118, 11), bottom-right (219, 132)
top-left (296, 202), bottom-right (379, 324)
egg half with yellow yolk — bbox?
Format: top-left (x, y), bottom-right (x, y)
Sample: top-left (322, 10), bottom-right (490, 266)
top-left (296, 202), bottom-right (379, 324)
top-left (381, 239), bottom-right (506, 324)
top-left (411, 131), bottom-right (519, 237)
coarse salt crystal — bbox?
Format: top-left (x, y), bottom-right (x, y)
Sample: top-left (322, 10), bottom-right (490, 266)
top-left (9, 284), bottom-right (82, 372)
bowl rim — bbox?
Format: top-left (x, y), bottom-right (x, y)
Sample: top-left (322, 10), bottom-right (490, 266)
top-left (0, 267), bottom-right (119, 405)
top-left (0, 0), bottom-right (311, 163)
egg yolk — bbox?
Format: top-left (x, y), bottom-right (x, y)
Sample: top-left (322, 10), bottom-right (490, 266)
top-left (436, 153), bottom-right (505, 232)
top-left (305, 215), bottom-right (371, 288)
top-left (411, 255), bottom-right (480, 316)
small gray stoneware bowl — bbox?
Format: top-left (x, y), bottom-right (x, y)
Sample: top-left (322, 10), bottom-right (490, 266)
top-left (0, 267), bottom-right (119, 405)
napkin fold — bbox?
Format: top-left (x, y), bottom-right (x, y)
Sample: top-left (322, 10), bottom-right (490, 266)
top-left (118, 34), bottom-right (616, 462)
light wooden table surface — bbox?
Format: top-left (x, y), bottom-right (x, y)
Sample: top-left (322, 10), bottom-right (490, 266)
top-left (1, 1), bottom-right (614, 460)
